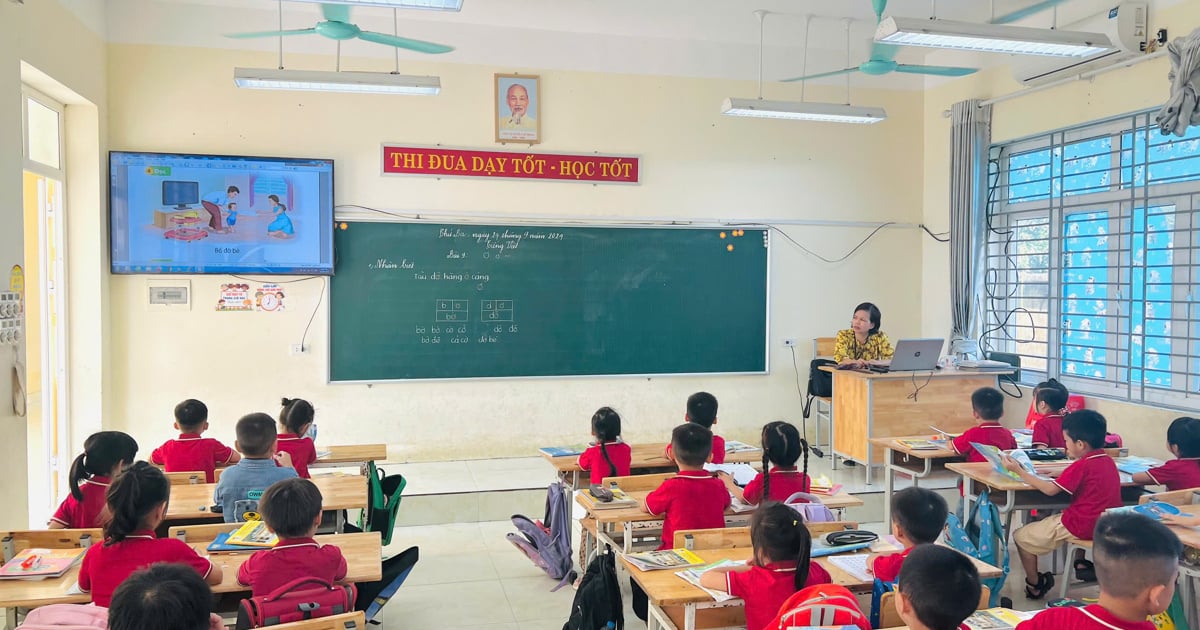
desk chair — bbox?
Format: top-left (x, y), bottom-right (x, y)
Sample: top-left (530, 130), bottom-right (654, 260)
top-left (266, 611), bottom-right (365, 630)
top-left (1057, 539), bottom-right (1095, 599)
top-left (1139, 488), bottom-right (1199, 506)
top-left (164, 471), bottom-right (207, 485)
top-left (812, 337), bottom-right (837, 454)
top-left (0, 529), bottom-right (101, 562)
top-left (877, 586), bottom-right (991, 629)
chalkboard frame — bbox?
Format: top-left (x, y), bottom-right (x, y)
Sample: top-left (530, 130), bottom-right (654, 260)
top-left (326, 219), bottom-right (771, 382)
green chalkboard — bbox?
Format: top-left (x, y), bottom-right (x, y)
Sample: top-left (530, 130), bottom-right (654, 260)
top-left (329, 222), bottom-right (768, 381)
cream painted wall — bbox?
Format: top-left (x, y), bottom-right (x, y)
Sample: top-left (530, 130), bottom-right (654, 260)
top-left (106, 44), bottom-right (929, 461)
top-left (921, 3), bottom-right (1200, 462)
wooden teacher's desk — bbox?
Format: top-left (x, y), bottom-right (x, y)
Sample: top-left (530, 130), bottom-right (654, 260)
top-left (542, 442), bottom-right (762, 488)
top-left (821, 366), bottom-right (1010, 484)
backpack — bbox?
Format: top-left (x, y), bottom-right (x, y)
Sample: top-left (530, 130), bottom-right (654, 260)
top-left (357, 462), bottom-right (406, 546)
top-left (507, 481), bottom-right (576, 591)
top-left (770, 584), bottom-right (871, 630)
top-left (17, 604), bottom-right (108, 630)
top-left (802, 359), bottom-right (838, 419)
top-left (869, 578), bottom-right (895, 629)
top-left (355, 546), bottom-right (420, 625)
top-left (784, 492), bottom-right (836, 523)
top-left (945, 488), bottom-right (1008, 607)
top-left (562, 547), bottom-right (623, 630)
top-left (236, 577), bottom-right (357, 630)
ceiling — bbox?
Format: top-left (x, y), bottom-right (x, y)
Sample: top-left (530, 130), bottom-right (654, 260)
top-left (64, 0), bottom-right (1181, 90)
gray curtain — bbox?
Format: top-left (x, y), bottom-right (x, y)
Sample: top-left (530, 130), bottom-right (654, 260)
top-left (949, 99), bottom-right (992, 355)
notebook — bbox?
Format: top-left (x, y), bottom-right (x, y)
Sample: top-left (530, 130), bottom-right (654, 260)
top-left (826, 554), bottom-right (873, 582)
top-left (0, 548), bottom-right (85, 580)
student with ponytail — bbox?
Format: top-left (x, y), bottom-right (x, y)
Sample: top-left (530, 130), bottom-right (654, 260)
top-left (577, 407), bottom-right (631, 485)
top-left (275, 397), bottom-right (318, 478)
top-left (701, 502), bottom-right (832, 630)
top-left (1133, 417), bottom-right (1200, 491)
top-left (49, 431), bottom-right (139, 529)
top-left (733, 421), bottom-right (812, 505)
top-left (77, 462), bottom-right (221, 606)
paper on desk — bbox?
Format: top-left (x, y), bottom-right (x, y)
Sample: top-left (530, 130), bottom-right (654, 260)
top-left (675, 559), bottom-right (741, 602)
top-left (827, 554), bottom-right (873, 582)
top-left (316, 450), bottom-right (333, 459)
top-left (704, 463), bottom-right (758, 486)
top-left (66, 582), bottom-right (84, 595)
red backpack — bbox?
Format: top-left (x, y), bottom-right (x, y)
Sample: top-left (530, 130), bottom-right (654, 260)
top-left (769, 584), bottom-right (871, 630)
top-left (236, 577), bottom-right (357, 629)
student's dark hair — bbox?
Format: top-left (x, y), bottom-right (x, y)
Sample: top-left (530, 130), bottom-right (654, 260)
top-left (897, 545), bottom-right (981, 630)
top-left (591, 407), bottom-right (622, 478)
top-left (226, 185), bottom-right (239, 194)
top-left (854, 302), bottom-right (882, 335)
top-left (1035, 385), bottom-right (1069, 413)
top-left (173, 399), bottom-right (208, 430)
top-left (69, 431), bottom-right (139, 502)
top-left (891, 487), bottom-right (948, 545)
top-left (103, 461), bottom-right (170, 544)
top-left (750, 502), bottom-right (813, 590)
top-left (260, 478), bottom-right (323, 538)
top-left (279, 397), bottom-right (315, 435)
top-left (1034, 378), bottom-right (1068, 395)
top-left (671, 423), bottom-right (713, 467)
top-left (760, 421), bottom-right (809, 501)
top-left (109, 563), bottom-right (212, 630)
top-left (236, 412), bottom-right (278, 457)
top-left (970, 387), bottom-right (1005, 421)
top-left (686, 391), bottom-right (718, 427)
top-left (1166, 417), bottom-right (1200, 459)
top-left (1063, 409), bottom-right (1107, 449)
top-left (1093, 513), bottom-right (1183, 599)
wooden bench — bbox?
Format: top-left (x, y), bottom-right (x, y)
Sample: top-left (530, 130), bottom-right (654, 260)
top-left (266, 611), bottom-right (366, 630)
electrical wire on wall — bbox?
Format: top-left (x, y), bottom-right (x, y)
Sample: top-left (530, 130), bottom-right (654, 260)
top-left (230, 274), bottom-right (327, 351)
top-left (978, 154), bottom-right (1029, 400)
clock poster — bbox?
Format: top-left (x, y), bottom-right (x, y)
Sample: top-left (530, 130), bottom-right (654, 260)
top-left (255, 283), bottom-right (286, 312)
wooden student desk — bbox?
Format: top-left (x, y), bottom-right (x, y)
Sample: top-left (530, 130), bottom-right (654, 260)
top-left (541, 442), bottom-right (763, 488)
top-left (868, 436), bottom-right (964, 524)
top-left (822, 366), bottom-right (1011, 484)
top-left (624, 546), bottom-right (1003, 630)
top-left (0, 532), bottom-right (382, 625)
top-left (164, 475), bottom-right (367, 526)
top-left (311, 443), bottom-right (388, 475)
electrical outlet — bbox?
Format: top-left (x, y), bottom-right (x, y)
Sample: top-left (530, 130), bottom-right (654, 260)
top-left (783, 338), bottom-right (797, 347)
top-left (290, 344), bottom-right (306, 355)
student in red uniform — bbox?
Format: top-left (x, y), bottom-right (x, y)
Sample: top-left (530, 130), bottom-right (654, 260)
top-left (274, 398), bottom-right (318, 479)
top-left (1002, 410), bottom-right (1121, 599)
top-left (1132, 417), bottom-right (1200, 491)
top-left (1015, 513), bottom-right (1182, 630)
top-left (237, 478), bottom-right (347, 596)
top-left (109, 564), bottom-right (226, 630)
top-left (1030, 385), bottom-right (1070, 449)
top-left (577, 407), bottom-right (631, 485)
top-left (868, 487), bottom-right (948, 583)
top-left (700, 502), bottom-right (832, 630)
top-left (49, 431), bottom-right (138, 529)
top-left (894, 545), bottom-right (981, 630)
top-left (665, 392), bottom-right (726, 464)
top-left (952, 387), bottom-right (1017, 462)
top-left (730, 421), bottom-right (811, 505)
top-left (1025, 378), bottom-right (1084, 429)
top-left (632, 423), bottom-right (730, 621)
top-left (150, 399), bottom-right (239, 482)
top-left (77, 462), bottom-right (221, 606)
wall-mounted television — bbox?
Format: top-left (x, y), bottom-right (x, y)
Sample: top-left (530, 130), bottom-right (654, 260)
top-left (109, 151), bottom-right (335, 275)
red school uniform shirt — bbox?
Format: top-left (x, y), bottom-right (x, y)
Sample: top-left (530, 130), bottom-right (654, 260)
top-left (49, 476), bottom-right (110, 529)
top-left (665, 433), bottom-right (727, 465)
top-left (1056, 450), bottom-right (1122, 539)
top-left (577, 442), bottom-right (632, 485)
top-left (151, 433), bottom-right (236, 483)
top-left (78, 531), bottom-right (213, 607)
top-left (742, 467), bottom-right (812, 504)
top-left (1145, 458), bottom-right (1200, 491)
top-left (870, 546), bottom-right (912, 583)
top-left (727, 561), bottom-right (832, 630)
top-left (1016, 604), bottom-right (1156, 630)
top-left (237, 537), bottom-right (348, 597)
top-left (1032, 414), bottom-right (1066, 449)
top-left (953, 424), bottom-right (1018, 463)
top-left (644, 470), bottom-right (731, 551)
top-left (275, 434), bottom-right (318, 479)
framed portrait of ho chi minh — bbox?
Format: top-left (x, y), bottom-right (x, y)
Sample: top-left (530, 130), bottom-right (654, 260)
top-left (495, 73), bottom-right (540, 144)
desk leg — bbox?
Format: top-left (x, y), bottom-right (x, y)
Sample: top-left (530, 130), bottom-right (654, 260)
top-left (883, 449), bottom-right (896, 525)
top-left (5, 607), bottom-right (14, 630)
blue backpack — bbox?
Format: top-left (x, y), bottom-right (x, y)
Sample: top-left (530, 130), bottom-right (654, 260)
top-left (507, 481), bottom-right (576, 591)
top-left (945, 488), bottom-right (1009, 606)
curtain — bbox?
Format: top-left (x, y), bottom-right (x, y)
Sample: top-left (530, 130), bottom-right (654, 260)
top-left (949, 99), bottom-right (992, 355)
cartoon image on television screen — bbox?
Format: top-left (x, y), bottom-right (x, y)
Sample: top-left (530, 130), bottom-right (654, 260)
top-left (109, 152), bottom-right (334, 275)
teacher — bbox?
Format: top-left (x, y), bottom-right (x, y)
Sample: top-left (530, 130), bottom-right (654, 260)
top-left (833, 302), bottom-right (895, 369)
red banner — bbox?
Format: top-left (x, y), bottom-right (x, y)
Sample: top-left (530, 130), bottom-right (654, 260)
top-left (382, 145), bottom-right (639, 184)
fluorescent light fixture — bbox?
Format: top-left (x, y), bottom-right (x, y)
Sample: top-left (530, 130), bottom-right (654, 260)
top-left (234, 68), bottom-right (440, 95)
top-left (875, 16), bottom-right (1112, 58)
top-left (287, 0), bottom-right (462, 10)
top-left (720, 97), bottom-right (886, 124)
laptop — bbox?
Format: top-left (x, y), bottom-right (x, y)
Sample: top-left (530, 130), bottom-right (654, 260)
top-left (871, 338), bottom-right (945, 372)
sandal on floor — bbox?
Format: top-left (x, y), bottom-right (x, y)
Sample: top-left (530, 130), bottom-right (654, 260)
top-left (1025, 572), bottom-right (1055, 600)
top-left (1074, 559), bottom-right (1096, 582)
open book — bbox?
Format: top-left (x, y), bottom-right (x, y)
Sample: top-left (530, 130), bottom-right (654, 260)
top-left (704, 463), bottom-right (758, 486)
top-left (971, 443), bottom-right (1035, 481)
top-left (964, 608), bottom-right (1037, 630)
top-left (675, 559), bottom-right (740, 602)
top-left (894, 438), bottom-right (949, 451)
top-left (226, 520), bottom-right (278, 548)
top-left (625, 548), bottom-right (705, 571)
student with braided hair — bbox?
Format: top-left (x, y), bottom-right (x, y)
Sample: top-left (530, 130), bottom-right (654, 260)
top-left (576, 407), bottom-right (631, 485)
top-left (732, 421), bottom-right (812, 505)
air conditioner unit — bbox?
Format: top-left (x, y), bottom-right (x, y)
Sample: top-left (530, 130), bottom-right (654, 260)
top-left (1014, 2), bottom-right (1148, 86)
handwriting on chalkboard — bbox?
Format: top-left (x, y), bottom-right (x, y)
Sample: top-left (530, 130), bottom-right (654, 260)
top-left (368, 258), bottom-right (414, 270)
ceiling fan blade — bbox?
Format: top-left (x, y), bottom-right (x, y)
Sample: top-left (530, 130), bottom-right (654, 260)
top-left (357, 31), bottom-right (455, 54)
top-left (892, 64), bottom-right (979, 77)
top-left (871, 0), bottom-right (888, 23)
top-left (870, 41), bottom-right (899, 62)
top-left (321, 3), bottom-right (353, 23)
top-left (780, 67), bottom-right (860, 82)
top-left (224, 28), bottom-right (317, 39)
top-left (992, 0), bottom-right (1069, 24)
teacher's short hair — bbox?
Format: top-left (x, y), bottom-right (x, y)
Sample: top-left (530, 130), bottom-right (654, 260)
top-left (855, 302), bottom-right (882, 335)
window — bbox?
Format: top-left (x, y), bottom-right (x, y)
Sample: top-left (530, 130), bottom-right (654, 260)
top-left (985, 114), bottom-right (1200, 409)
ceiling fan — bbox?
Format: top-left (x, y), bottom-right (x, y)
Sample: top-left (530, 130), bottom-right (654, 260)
top-left (781, 0), bottom-right (977, 82)
top-left (225, 2), bottom-right (454, 54)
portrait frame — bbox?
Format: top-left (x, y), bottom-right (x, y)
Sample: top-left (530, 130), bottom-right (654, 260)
top-left (494, 73), bottom-right (541, 145)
